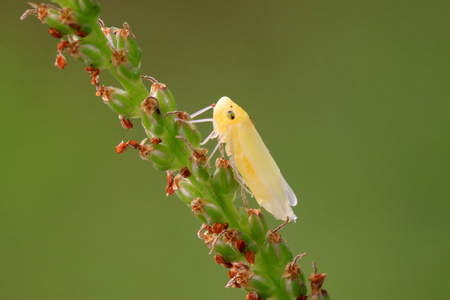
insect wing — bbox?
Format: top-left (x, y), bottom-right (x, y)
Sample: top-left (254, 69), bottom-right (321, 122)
top-left (237, 121), bottom-right (298, 208)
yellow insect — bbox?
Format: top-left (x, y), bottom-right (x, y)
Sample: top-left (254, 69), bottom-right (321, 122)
top-left (195, 97), bottom-right (298, 222)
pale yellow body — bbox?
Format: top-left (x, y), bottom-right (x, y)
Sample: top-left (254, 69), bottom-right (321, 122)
top-left (213, 97), bottom-right (297, 221)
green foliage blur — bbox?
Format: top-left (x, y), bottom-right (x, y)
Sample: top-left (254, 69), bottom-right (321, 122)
top-left (1, 1), bottom-right (449, 299)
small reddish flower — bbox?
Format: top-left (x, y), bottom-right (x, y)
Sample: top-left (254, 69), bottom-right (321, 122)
top-left (115, 141), bottom-right (128, 154)
top-left (57, 40), bottom-right (69, 51)
top-left (266, 229), bottom-right (285, 244)
top-left (54, 54), bottom-right (67, 69)
top-left (67, 40), bottom-right (81, 58)
top-left (111, 22), bottom-right (135, 40)
top-left (191, 198), bottom-right (206, 215)
top-left (166, 171), bottom-right (175, 196)
top-left (127, 140), bottom-right (140, 149)
top-left (226, 262), bottom-right (254, 289)
top-left (96, 85), bottom-right (115, 102)
top-left (214, 254), bottom-right (232, 268)
top-left (235, 239), bottom-right (246, 253)
top-left (150, 137), bottom-right (162, 145)
top-left (215, 157), bottom-right (230, 169)
top-left (85, 67), bottom-right (100, 86)
top-left (118, 115), bottom-right (133, 129)
top-left (179, 166), bottom-right (191, 177)
top-left (283, 253), bottom-right (307, 280)
top-left (141, 75), bottom-right (166, 96)
top-left (309, 262), bottom-right (327, 297)
top-left (246, 291), bottom-right (262, 300)
top-left (244, 250), bottom-right (255, 265)
top-left (75, 30), bottom-right (88, 38)
top-left (247, 208), bottom-right (262, 217)
top-left (48, 28), bottom-right (63, 39)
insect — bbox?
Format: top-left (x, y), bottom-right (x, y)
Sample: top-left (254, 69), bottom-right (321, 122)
top-left (190, 97), bottom-right (298, 222)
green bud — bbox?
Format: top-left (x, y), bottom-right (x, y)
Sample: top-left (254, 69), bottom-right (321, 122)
top-left (74, 5), bottom-right (100, 21)
top-left (175, 184), bottom-right (196, 204)
top-left (107, 88), bottom-right (138, 116)
top-left (126, 51), bottom-right (142, 70)
top-left (141, 96), bottom-right (167, 136)
top-left (153, 88), bottom-right (177, 114)
top-left (237, 207), bottom-right (249, 228)
top-left (79, 44), bottom-right (109, 69)
top-left (45, 15), bottom-right (75, 36)
top-left (175, 178), bottom-right (201, 204)
top-left (212, 158), bottom-right (238, 198)
top-left (310, 289), bottom-right (330, 300)
top-left (178, 123), bottom-right (201, 149)
top-left (126, 38), bottom-right (142, 63)
top-left (246, 271), bottom-right (272, 297)
top-left (150, 143), bottom-right (175, 169)
top-left (117, 64), bottom-right (140, 82)
top-left (213, 240), bottom-right (240, 262)
top-left (267, 241), bottom-right (293, 267)
top-left (203, 203), bottom-right (227, 224)
top-left (248, 210), bottom-right (268, 243)
top-left (283, 275), bottom-right (307, 299)
top-left (188, 159), bottom-right (210, 182)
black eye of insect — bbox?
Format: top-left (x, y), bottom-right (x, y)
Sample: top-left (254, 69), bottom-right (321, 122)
top-left (227, 110), bottom-right (235, 120)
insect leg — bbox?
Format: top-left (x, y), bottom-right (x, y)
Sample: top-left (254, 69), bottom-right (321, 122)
top-left (227, 132), bottom-right (253, 208)
top-left (205, 138), bottom-right (222, 165)
top-left (201, 130), bottom-right (217, 145)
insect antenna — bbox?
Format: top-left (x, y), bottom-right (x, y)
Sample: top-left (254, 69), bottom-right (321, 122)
top-left (190, 104), bottom-right (215, 118)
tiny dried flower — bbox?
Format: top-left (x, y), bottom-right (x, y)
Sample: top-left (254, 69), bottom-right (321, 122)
top-left (59, 8), bottom-right (77, 26)
top-left (57, 40), bottom-right (69, 51)
top-left (283, 253), bottom-right (307, 280)
top-left (245, 250), bottom-right (255, 265)
top-left (309, 262), bottom-right (327, 297)
top-left (115, 141), bottom-right (128, 154)
top-left (96, 85), bottom-right (115, 102)
top-left (86, 67), bottom-right (100, 86)
top-left (247, 208), bottom-right (262, 217)
top-left (179, 166), bottom-right (191, 177)
top-left (67, 40), bottom-right (81, 58)
top-left (246, 291), bottom-right (262, 300)
top-left (235, 239), bottom-right (246, 253)
top-left (112, 22), bottom-right (135, 40)
top-left (226, 262), bottom-right (254, 289)
top-left (55, 54), bottom-right (67, 69)
top-left (111, 49), bottom-right (128, 67)
top-left (166, 171), bottom-right (175, 196)
top-left (148, 138), bottom-right (161, 146)
top-left (20, 3), bottom-right (51, 23)
top-left (48, 28), bottom-right (63, 39)
top-left (141, 96), bottom-right (159, 116)
top-left (214, 253), bottom-right (233, 268)
top-left (75, 30), bottom-right (88, 38)
top-left (215, 157), bottom-right (230, 168)
top-left (266, 229), bottom-right (285, 244)
top-left (138, 138), bottom-right (153, 160)
top-left (191, 198), bottom-right (206, 215)
top-left (141, 75), bottom-right (166, 96)
top-left (118, 115), bottom-right (133, 129)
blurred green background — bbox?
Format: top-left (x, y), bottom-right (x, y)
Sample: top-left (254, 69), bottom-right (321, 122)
top-left (1, 1), bottom-right (449, 299)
